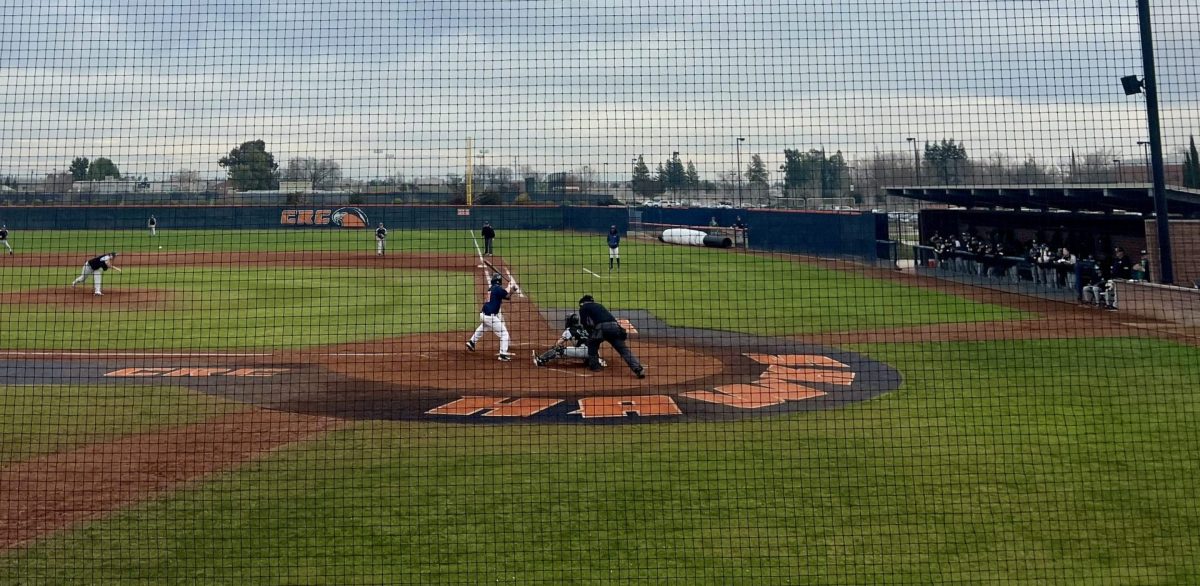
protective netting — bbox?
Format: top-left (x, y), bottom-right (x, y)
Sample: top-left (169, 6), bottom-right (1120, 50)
top-left (2, 1), bottom-right (1199, 583)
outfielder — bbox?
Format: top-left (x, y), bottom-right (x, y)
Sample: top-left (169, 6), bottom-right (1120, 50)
top-left (466, 273), bottom-right (519, 361)
top-left (375, 222), bottom-right (387, 256)
top-left (533, 313), bottom-right (606, 368)
top-left (0, 225), bottom-right (11, 255)
top-left (607, 225), bottom-right (620, 270)
top-left (71, 252), bottom-right (122, 296)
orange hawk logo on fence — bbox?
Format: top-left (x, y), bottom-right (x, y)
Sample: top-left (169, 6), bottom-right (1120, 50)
top-left (280, 207), bottom-right (368, 228)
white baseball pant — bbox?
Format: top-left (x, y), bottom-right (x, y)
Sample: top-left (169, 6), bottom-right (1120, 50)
top-left (469, 312), bottom-right (510, 354)
top-left (72, 265), bottom-right (103, 294)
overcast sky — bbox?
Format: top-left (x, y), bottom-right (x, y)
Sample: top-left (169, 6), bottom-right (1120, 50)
top-left (2, 0), bottom-right (1198, 181)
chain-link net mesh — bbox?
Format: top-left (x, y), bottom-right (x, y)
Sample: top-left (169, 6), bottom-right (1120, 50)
top-left (1, 1), bottom-right (1199, 583)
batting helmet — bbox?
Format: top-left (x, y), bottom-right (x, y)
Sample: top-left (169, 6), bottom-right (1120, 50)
top-left (491, 273), bottom-right (503, 286)
top-left (578, 294), bottom-right (594, 306)
top-left (564, 313), bottom-right (580, 329)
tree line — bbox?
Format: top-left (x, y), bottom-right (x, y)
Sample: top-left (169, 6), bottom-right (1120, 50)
top-left (45, 135), bottom-right (1200, 197)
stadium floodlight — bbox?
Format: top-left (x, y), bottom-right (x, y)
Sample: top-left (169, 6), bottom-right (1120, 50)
top-left (1121, 75), bottom-right (1143, 95)
top-left (905, 137), bottom-right (920, 185)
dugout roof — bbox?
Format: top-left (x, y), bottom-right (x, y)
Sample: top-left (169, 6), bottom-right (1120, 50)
top-left (886, 184), bottom-right (1200, 218)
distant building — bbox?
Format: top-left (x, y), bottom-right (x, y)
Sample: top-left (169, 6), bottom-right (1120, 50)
top-left (279, 180), bottom-right (313, 193)
top-left (71, 178), bottom-right (142, 194)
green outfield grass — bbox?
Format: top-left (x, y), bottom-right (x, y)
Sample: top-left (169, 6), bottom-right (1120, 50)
top-left (3, 338), bottom-right (1197, 584)
top-left (3, 229), bottom-right (1024, 339)
top-left (0, 267), bottom-right (476, 349)
top-left (0, 385), bottom-right (240, 465)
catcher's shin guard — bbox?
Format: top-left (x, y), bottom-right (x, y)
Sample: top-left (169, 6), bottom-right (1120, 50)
top-left (534, 347), bottom-right (563, 366)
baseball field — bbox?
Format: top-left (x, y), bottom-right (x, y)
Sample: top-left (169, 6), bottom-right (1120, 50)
top-left (1, 227), bottom-right (1198, 584)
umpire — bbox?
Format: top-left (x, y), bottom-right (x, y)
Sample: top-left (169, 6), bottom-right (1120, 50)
top-left (577, 294), bottom-right (646, 379)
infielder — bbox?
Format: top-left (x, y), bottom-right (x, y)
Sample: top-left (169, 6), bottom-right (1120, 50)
top-left (71, 252), bottom-right (122, 296)
top-left (533, 313), bottom-right (606, 368)
top-left (375, 222), bottom-right (387, 256)
top-left (578, 294), bottom-right (645, 378)
top-left (466, 273), bottom-right (519, 361)
top-left (0, 225), bottom-right (11, 255)
top-left (148, 215), bottom-right (157, 237)
top-left (607, 225), bottom-right (620, 270)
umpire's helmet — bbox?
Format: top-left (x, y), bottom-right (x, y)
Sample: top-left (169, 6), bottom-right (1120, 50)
top-left (491, 273), bottom-right (503, 286)
top-left (578, 294), bottom-right (594, 306)
top-left (564, 313), bottom-right (580, 329)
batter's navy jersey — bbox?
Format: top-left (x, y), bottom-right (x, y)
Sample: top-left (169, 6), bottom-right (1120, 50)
top-left (480, 284), bottom-right (510, 315)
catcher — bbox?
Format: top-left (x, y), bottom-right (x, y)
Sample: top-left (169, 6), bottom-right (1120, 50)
top-left (532, 313), bottom-right (606, 368)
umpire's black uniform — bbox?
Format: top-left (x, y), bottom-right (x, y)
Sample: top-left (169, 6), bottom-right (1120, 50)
top-left (578, 295), bottom-right (645, 378)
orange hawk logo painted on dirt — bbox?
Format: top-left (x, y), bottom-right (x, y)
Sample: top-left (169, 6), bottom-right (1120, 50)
top-left (425, 353), bottom-right (853, 420)
top-left (44, 315), bottom-right (900, 425)
top-left (104, 367), bottom-right (289, 378)
top-left (280, 207), bottom-right (368, 228)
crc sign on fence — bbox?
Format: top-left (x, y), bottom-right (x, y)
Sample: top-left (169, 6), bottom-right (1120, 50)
top-left (280, 207), bottom-right (368, 228)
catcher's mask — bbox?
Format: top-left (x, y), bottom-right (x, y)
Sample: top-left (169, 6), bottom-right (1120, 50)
top-left (564, 313), bottom-right (580, 329)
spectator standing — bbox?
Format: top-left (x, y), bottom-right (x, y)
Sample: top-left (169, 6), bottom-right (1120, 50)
top-left (1103, 247), bottom-right (1133, 309)
top-left (481, 221), bottom-right (496, 256)
top-left (1131, 250), bottom-right (1150, 282)
top-left (1055, 248), bottom-right (1077, 288)
top-left (733, 216), bottom-right (748, 246)
top-left (1078, 257), bottom-right (1104, 306)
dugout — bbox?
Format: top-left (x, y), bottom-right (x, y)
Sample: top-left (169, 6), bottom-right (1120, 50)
top-left (891, 184), bottom-right (1200, 278)
top-left (918, 208), bottom-right (1148, 260)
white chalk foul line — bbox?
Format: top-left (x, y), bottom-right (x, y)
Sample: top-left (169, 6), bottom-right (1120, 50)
top-left (0, 351), bottom-right (275, 359)
top-left (504, 268), bottom-right (526, 298)
top-left (583, 268), bottom-right (602, 278)
top-left (546, 366), bottom-right (593, 377)
top-left (0, 350), bottom-right (460, 359)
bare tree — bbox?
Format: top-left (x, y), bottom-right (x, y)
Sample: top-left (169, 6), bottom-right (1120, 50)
top-left (1065, 149), bottom-right (1118, 183)
top-left (283, 157), bottom-right (343, 189)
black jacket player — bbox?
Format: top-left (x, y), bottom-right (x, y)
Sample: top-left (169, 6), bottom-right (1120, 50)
top-left (578, 294), bottom-right (645, 378)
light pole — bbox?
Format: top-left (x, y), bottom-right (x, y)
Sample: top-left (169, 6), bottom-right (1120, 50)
top-left (1113, 159), bottom-right (1123, 183)
top-left (1120, 0), bottom-right (1174, 283)
top-left (736, 137), bottom-right (745, 206)
top-left (1137, 140), bottom-right (1151, 183)
top-left (906, 137), bottom-right (920, 185)
top-left (476, 148), bottom-right (488, 191)
top-left (671, 151), bottom-right (680, 200)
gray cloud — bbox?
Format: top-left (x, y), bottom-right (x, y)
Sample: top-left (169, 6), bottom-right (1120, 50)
top-left (1, 0), bottom-right (1197, 179)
